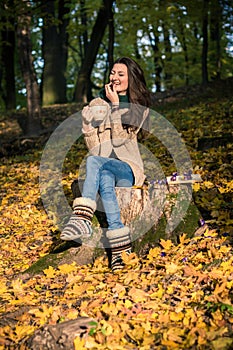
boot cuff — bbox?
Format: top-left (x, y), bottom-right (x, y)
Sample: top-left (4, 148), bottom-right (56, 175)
top-left (73, 197), bottom-right (96, 211)
top-left (106, 226), bottom-right (130, 240)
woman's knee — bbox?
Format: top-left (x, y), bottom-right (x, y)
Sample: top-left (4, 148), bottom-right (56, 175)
top-left (86, 155), bottom-right (97, 165)
top-left (86, 155), bottom-right (101, 170)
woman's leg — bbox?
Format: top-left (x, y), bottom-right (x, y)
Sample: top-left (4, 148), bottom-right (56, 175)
top-left (91, 156), bottom-right (134, 229)
top-left (96, 161), bottom-right (134, 271)
top-left (98, 169), bottom-right (123, 230)
top-left (60, 155), bottom-right (104, 241)
top-left (62, 155), bottom-right (134, 271)
top-left (60, 196), bottom-right (96, 241)
top-left (61, 156), bottom-right (113, 241)
top-left (82, 155), bottom-right (134, 205)
top-left (81, 156), bottom-right (104, 200)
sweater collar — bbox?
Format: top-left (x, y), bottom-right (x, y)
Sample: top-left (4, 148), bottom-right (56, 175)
top-left (99, 88), bottom-right (129, 103)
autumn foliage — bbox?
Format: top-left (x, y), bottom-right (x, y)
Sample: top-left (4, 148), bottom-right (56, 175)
top-left (0, 227), bottom-right (233, 349)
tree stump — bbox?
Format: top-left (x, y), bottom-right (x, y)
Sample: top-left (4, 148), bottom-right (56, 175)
top-left (71, 176), bottom-right (201, 247)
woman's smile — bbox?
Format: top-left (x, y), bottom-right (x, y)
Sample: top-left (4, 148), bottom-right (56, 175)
top-left (109, 63), bottom-right (128, 95)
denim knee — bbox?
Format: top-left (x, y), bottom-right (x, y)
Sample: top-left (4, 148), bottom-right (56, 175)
top-left (86, 155), bottom-right (99, 169)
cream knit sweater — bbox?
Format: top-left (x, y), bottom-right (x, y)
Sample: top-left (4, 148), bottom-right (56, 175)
top-left (83, 107), bottom-right (148, 186)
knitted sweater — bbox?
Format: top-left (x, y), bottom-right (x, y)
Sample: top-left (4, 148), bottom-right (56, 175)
top-left (82, 92), bottom-right (147, 187)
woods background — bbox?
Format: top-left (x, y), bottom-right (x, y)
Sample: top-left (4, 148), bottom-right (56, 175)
top-left (0, 0), bottom-right (233, 135)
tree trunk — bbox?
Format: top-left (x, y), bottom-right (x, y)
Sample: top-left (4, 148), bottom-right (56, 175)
top-left (162, 21), bottom-right (172, 89)
top-left (160, 0), bottom-right (172, 89)
top-left (41, 0), bottom-right (69, 105)
top-left (80, 0), bottom-right (88, 60)
top-left (148, 25), bottom-right (162, 92)
top-left (16, 1), bottom-right (43, 136)
top-left (210, 0), bottom-right (222, 80)
top-left (73, 0), bottom-right (114, 103)
top-left (108, 3), bottom-right (114, 72)
top-left (101, 4), bottom-right (115, 90)
top-left (0, 0), bottom-right (16, 110)
top-left (178, 14), bottom-right (189, 86)
top-left (202, 0), bottom-right (209, 85)
top-left (78, 0), bottom-right (93, 100)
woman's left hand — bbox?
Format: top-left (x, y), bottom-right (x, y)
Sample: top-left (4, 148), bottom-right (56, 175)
top-left (105, 83), bottom-right (119, 103)
top-left (82, 106), bottom-right (95, 132)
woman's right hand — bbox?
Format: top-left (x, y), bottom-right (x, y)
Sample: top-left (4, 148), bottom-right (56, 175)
top-left (105, 83), bottom-right (119, 104)
top-left (82, 106), bottom-right (94, 132)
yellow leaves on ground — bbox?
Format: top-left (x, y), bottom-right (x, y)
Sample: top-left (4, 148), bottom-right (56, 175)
top-left (165, 262), bottom-right (180, 274)
top-left (169, 311), bottom-right (184, 322)
top-left (74, 337), bottom-right (86, 350)
top-left (1, 225), bottom-right (233, 350)
top-left (0, 161), bottom-right (54, 277)
top-left (0, 324), bottom-right (36, 345)
top-left (0, 230), bottom-right (230, 349)
top-left (43, 265), bottom-right (57, 278)
top-left (58, 262), bottom-right (77, 274)
top-left (43, 263), bottom-right (77, 278)
top-left (159, 238), bottom-right (173, 250)
top-left (1, 156), bottom-right (233, 349)
top-left (128, 287), bottom-right (148, 302)
top-left (149, 283), bottom-right (164, 299)
top-left (162, 326), bottom-right (186, 345)
top-left (147, 246), bottom-right (160, 262)
top-left (29, 305), bottom-right (55, 325)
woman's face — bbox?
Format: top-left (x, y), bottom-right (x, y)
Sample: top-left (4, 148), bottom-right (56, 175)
top-left (109, 63), bottom-right (128, 95)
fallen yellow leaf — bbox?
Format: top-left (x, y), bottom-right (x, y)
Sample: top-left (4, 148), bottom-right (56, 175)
top-left (160, 239), bottom-right (173, 250)
top-left (128, 287), bottom-right (148, 302)
top-left (43, 266), bottom-right (56, 278)
top-left (74, 337), bottom-right (86, 350)
top-left (165, 262), bottom-right (180, 274)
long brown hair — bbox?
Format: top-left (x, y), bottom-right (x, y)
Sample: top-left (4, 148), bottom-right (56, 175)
top-left (113, 57), bottom-right (151, 106)
top-left (113, 57), bottom-right (151, 135)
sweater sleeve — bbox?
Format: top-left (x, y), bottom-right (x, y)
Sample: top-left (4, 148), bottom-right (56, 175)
top-left (82, 128), bottom-right (100, 155)
top-left (110, 109), bottom-right (135, 147)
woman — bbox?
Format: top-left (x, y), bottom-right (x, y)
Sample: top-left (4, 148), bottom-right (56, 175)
top-left (61, 57), bottom-right (151, 271)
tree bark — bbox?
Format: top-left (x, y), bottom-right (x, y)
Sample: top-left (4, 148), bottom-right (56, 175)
top-left (79, 0), bottom-right (93, 100)
top-left (0, 0), bottom-right (16, 110)
top-left (160, 0), bottom-right (172, 89)
top-left (162, 20), bottom-right (172, 89)
top-left (177, 11), bottom-right (189, 86)
top-left (148, 25), bottom-right (162, 92)
top-left (73, 0), bottom-right (114, 103)
top-left (16, 1), bottom-right (43, 136)
top-left (107, 3), bottom-right (114, 72)
top-left (41, 0), bottom-right (69, 105)
top-left (202, 0), bottom-right (209, 85)
top-left (210, 0), bottom-right (222, 80)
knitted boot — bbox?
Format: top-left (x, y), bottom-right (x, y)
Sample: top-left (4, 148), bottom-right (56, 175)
top-left (106, 227), bottom-right (132, 272)
top-left (60, 197), bottom-right (96, 241)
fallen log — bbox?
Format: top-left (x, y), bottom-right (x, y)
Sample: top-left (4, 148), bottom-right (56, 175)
top-left (25, 317), bottom-right (96, 350)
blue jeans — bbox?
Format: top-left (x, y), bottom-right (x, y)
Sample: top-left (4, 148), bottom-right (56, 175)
top-left (82, 156), bottom-right (134, 230)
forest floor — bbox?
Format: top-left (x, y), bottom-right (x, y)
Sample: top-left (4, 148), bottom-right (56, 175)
top-left (0, 78), bottom-right (232, 349)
